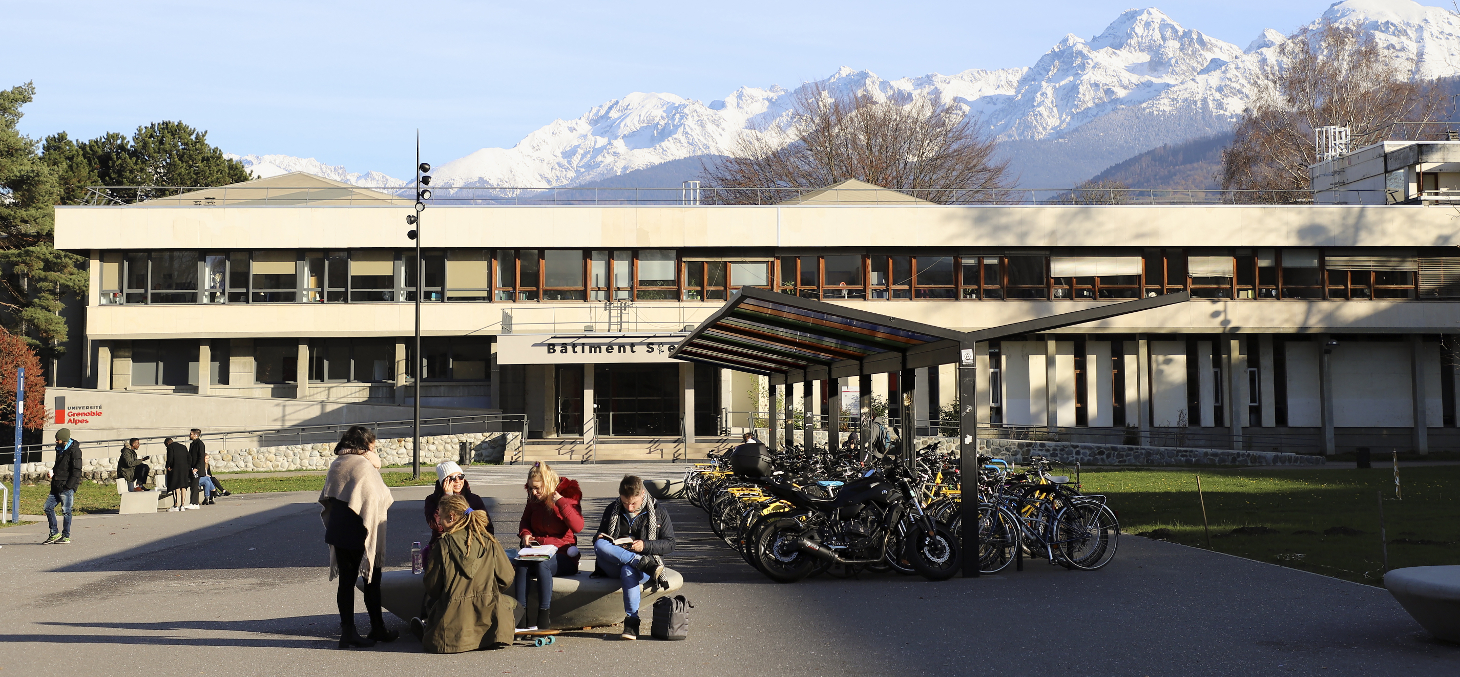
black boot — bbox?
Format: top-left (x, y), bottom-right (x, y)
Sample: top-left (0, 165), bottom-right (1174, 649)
top-left (620, 615), bottom-right (640, 640)
top-left (339, 623), bottom-right (375, 649)
top-left (537, 607), bottom-right (552, 630)
top-left (408, 617), bottom-right (424, 642)
top-left (367, 625), bottom-right (399, 643)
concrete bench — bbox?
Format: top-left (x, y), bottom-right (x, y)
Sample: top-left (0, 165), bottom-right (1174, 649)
top-left (1384, 565), bottom-right (1460, 643)
top-left (365, 558), bottom-right (684, 630)
top-left (114, 479), bottom-right (160, 515)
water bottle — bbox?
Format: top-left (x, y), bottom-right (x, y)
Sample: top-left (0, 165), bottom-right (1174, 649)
top-left (411, 542), bottom-right (423, 574)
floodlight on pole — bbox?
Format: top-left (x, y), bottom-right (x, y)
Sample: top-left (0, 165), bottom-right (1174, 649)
top-left (408, 134), bottom-right (432, 480)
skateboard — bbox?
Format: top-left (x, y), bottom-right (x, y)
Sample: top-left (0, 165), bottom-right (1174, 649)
top-left (514, 629), bottom-right (561, 647)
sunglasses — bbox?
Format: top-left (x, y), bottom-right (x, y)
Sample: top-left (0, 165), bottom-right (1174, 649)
top-left (445, 475), bottom-right (465, 482)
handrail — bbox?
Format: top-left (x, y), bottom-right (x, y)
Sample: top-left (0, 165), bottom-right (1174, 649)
top-left (674, 415), bottom-right (687, 463)
top-left (581, 416), bottom-right (597, 465)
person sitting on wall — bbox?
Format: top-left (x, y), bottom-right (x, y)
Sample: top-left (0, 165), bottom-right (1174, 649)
top-left (425, 461), bottom-right (489, 541)
top-left (197, 452), bottom-right (230, 504)
top-left (117, 438), bottom-right (151, 492)
top-left (512, 462), bottom-right (583, 631)
top-left (411, 494), bottom-right (516, 653)
top-left (592, 475), bottom-right (675, 640)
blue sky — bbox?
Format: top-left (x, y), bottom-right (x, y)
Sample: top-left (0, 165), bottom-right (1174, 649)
top-left (2, 0), bottom-right (1347, 176)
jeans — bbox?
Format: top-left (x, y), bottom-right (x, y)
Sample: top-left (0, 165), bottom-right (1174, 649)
top-left (512, 551), bottom-right (562, 611)
top-left (44, 490), bottom-right (75, 537)
top-left (594, 539), bottom-right (650, 618)
top-left (199, 476), bottom-right (217, 499)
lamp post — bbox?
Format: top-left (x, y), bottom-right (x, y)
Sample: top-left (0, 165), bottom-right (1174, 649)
top-left (406, 136), bottom-right (432, 479)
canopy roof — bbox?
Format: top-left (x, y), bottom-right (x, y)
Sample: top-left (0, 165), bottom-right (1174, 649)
top-left (671, 286), bottom-right (1190, 378)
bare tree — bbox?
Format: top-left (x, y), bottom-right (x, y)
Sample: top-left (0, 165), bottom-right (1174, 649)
top-left (1221, 19), bottom-right (1443, 202)
top-left (700, 85), bottom-right (1014, 204)
top-left (1047, 179), bottom-right (1130, 205)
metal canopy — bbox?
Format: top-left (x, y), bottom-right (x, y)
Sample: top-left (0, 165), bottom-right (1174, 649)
top-left (671, 285), bottom-right (1191, 376)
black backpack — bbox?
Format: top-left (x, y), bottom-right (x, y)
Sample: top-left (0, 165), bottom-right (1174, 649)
top-left (650, 594), bottom-right (693, 640)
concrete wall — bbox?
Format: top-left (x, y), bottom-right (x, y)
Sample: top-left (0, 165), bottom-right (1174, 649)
top-left (1150, 341), bottom-right (1187, 427)
top-left (1286, 342), bottom-right (1322, 427)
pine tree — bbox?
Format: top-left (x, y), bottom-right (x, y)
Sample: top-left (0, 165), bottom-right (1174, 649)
top-left (41, 132), bottom-right (100, 206)
top-left (0, 82), bottom-right (86, 361)
top-left (79, 121), bottom-right (250, 202)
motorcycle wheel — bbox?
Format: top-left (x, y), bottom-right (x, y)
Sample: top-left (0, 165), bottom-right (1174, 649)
top-left (885, 518), bottom-right (917, 575)
top-left (908, 522), bottom-right (962, 581)
top-left (754, 518), bottom-right (819, 583)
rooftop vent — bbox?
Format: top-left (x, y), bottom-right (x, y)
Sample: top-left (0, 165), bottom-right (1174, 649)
top-left (1316, 126), bottom-right (1350, 162)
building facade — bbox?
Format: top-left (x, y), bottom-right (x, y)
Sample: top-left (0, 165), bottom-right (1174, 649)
top-left (52, 175), bottom-right (1460, 454)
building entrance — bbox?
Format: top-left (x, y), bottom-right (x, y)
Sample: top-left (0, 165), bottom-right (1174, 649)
top-left (593, 364), bottom-right (679, 436)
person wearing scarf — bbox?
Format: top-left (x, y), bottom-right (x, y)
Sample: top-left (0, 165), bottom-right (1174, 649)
top-left (319, 425), bottom-right (397, 649)
top-left (592, 474), bottom-right (675, 640)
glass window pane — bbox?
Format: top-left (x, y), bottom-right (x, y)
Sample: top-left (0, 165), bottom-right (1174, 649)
top-left (150, 251), bottom-right (198, 291)
top-left (327, 252), bottom-right (348, 288)
top-left (353, 340), bottom-right (394, 382)
top-left (102, 253), bottom-right (123, 291)
top-left (706, 262), bottom-right (726, 287)
top-left (799, 256), bottom-right (817, 287)
top-left (496, 250), bottom-right (515, 288)
top-left (544, 250), bottom-right (584, 287)
top-left (982, 258), bottom-right (1001, 286)
top-left (916, 256), bottom-right (954, 286)
top-left (204, 255), bottom-right (225, 291)
top-left (961, 260), bottom-right (978, 286)
top-left (779, 256), bottom-right (798, 287)
top-left (638, 250), bottom-right (675, 286)
top-left (613, 251), bottom-right (631, 287)
top-left (686, 262), bottom-right (703, 288)
top-left (126, 253), bottom-right (148, 290)
top-left (891, 256), bottom-right (912, 286)
top-left (591, 251), bottom-right (609, 287)
top-left (519, 250), bottom-right (539, 287)
top-left (869, 255), bottom-right (889, 286)
top-left (730, 262), bottom-right (769, 287)
top-left (823, 256), bottom-right (862, 287)
top-left (229, 252), bottom-right (249, 290)
top-left (1007, 256), bottom-right (1044, 286)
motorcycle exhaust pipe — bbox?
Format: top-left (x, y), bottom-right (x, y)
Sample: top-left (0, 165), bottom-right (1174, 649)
top-left (793, 536), bottom-right (844, 563)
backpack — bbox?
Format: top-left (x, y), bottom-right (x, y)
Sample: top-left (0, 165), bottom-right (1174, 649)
top-left (650, 594), bottom-right (693, 640)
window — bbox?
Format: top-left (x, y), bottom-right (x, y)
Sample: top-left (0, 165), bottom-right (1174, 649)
top-left (914, 256), bottom-right (955, 299)
top-left (100, 252), bottom-right (123, 305)
top-left (251, 251), bottom-right (298, 303)
top-left (590, 250), bottom-right (635, 301)
top-left (304, 251), bottom-right (347, 303)
top-left (684, 261), bottom-right (726, 301)
top-left (310, 338), bottom-right (394, 382)
top-left (822, 255), bottom-right (863, 299)
top-left (228, 252), bottom-right (250, 303)
top-left (124, 253), bottom-right (148, 304)
top-left (1005, 255), bottom-right (1047, 299)
top-left (411, 336), bottom-right (491, 380)
top-left (495, 249), bottom-right (540, 301)
top-left (868, 255), bottom-right (912, 299)
top-left (254, 340), bottom-right (298, 384)
top-left (131, 340), bottom-right (196, 387)
top-left (779, 256), bottom-right (819, 299)
top-left (403, 251), bottom-right (445, 301)
top-left (1050, 256), bottom-right (1142, 300)
top-left (446, 249), bottom-right (491, 301)
top-left (147, 251), bottom-right (199, 304)
top-left (350, 250), bottom-right (396, 302)
top-left (1280, 249), bottom-right (1322, 299)
top-left (1256, 249), bottom-right (1278, 298)
top-left (543, 250), bottom-right (586, 301)
top-left (1325, 252), bottom-right (1418, 300)
top-left (203, 254), bottom-right (227, 304)
top-left (730, 261), bottom-right (771, 289)
top-left (1188, 256), bottom-right (1234, 299)
top-left (636, 250), bottom-right (676, 300)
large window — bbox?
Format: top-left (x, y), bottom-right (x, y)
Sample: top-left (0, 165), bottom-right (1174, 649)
top-left (1280, 249), bottom-right (1322, 299)
top-left (447, 249), bottom-right (491, 301)
top-left (310, 338), bottom-right (394, 382)
top-left (403, 251), bottom-right (445, 301)
top-left (251, 251), bottom-right (298, 303)
top-left (496, 249), bottom-right (539, 301)
top-left (543, 250), bottom-right (586, 301)
top-left (255, 340), bottom-right (298, 384)
top-left (822, 255), bottom-right (863, 299)
top-left (100, 252), bottom-right (123, 305)
top-left (1187, 255), bottom-right (1234, 299)
top-left (350, 250), bottom-right (396, 302)
top-left (1050, 255), bottom-right (1142, 300)
top-left (411, 336), bottom-right (491, 381)
top-left (132, 340), bottom-right (195, 387)
top-left (1005, 255), bottom-right (1047, 299)
top-left (590, 250), bottom-right (633, 301)
top-left (636, 250), bottom-right (677, 300)
top-left (914, 255), bottom-right (956, 299)
top-left (305, 251), bottom-right (348, 303)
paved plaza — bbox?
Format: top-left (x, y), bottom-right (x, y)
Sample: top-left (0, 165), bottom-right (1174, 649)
top-left (0, 476), bottom-right (1455, 676)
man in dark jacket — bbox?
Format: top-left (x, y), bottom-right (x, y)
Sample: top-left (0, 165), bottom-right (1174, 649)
top-left (43, 428), bottom-right (83, 544)
top-left (188, 429), bottom-right (206, 507)
top-left (592, 475), bottom-right (675, 640)
top-left (117, 438), bottom-right (151, 491)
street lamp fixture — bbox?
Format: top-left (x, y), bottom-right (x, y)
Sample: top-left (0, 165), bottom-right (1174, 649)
top-left (407, 136), bottom-right (433, 479)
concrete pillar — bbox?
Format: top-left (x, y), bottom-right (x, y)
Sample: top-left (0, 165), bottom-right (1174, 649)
top-left (1259, 335), bottom-right (1276, 428)
top-left (783, 375), bottom-right (797, 446)
top-left (96, 342), bottom-right (111, 391)
top-left (1320, 335), bottom-right (1335, 456)
top-left (859, 369), bottom-right (872, 445)
top-left (975, 342), bottom-right (991, 424)
top-left (542, 365), bottom-right (557, 437)
top-left (1047, 338), bottom-right (1059, 433)
top-left (826, 378), bottom-right (841, 453)
top-left (1197, 340), bottom-right (1216, 427)
top-left (769, 381), bottom-right (781, 451)
top-left (1137, 338), bottom-right (1151, 445)
top-left (1227, 338), bottom-right (1245, 449)
top-left (395, 340), bottom-right (408, 406)
top-left (113, 342), bottom-right (133, 391)
top-left (1411, 334), bottom-right (1430, 455)
top-left (802, 377), bottom-right (815, 450)
top-left (489, 340), bottom-right (500, 411)
top-left (720, 368), bottom-right (734, 433)
top-left (680, 361), bottom-right (695, 442)
top-left (583, 363), bottom-right (596, 440)
top-left (295, 339), bottom-right (309, 399)
top-left (197, 341), bottom-right (211, 395)
top-left (900, 367), bottom-right (917, 467)
top-left (914, 366), bottom-right (930, 435)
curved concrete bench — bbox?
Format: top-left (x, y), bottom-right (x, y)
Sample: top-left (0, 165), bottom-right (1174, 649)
top-left (1385, 565), bottom-right (1460, 643)
top-left (365, 559), bottom-right (683, 630)
top-left (644, 478), bottom-right (686, 500)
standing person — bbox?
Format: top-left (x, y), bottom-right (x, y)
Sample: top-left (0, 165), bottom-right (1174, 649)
top-left (319, 425), bottom-right (397, 649)
top-left (116, 438), bottom-right (151, 492)
top-left (163, 437), bottom-right (193, 511)
top-left (592, 475), bottom-right (675, 640)
top-left (412, 495), bottom-right (516, 653)
top-left (42, 428), bottom-right (83, 545)
top-left (188, 429), bottom-right (206, 508)
top-left (512, 461), bottom-right (582, 631)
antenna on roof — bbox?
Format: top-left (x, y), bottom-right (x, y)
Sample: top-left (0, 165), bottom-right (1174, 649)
top-left (1316, 126), bottom-right (1350, 162)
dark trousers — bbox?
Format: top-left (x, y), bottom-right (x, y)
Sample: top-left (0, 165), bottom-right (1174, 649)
top-left (189, 473), bottom-right (201, 505)
top-left (127, 464), bottom-right (151, 490)
top-left (334, 547), bottom-right (384, 630)
top-left (512, 551), bottom-right (565, 611)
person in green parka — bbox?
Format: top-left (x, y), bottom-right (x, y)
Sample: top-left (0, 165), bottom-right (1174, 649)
top-left (412, 494), bottom-right (517, 653)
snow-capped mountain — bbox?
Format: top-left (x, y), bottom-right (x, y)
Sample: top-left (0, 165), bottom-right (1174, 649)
top-left (227, 154), bottom-right (407, 186)
top-left (233, 0), bottom-right (1460, 190)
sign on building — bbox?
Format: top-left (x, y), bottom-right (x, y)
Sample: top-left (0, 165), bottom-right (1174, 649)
top-left (496, 333), bottom-right (688, 365)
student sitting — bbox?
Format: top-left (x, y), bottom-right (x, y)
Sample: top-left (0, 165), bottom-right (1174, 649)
top-left (424, 461), bottom-right (489, 544)
top-left (513, 462), bottom-right (583, 630)
top-left (592, 475), bottom-right (675, 640)
top-left (412, 495), bottom-right (516, 653)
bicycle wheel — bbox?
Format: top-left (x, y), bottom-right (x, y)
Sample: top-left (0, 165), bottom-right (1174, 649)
top-left (754, 517), bottom-right (819, 583)
top-left (907, 522), bottom-right (961, 581)
top-left (976, 503), bottom-right (1017, 574)
top-left (1055, 501), bottom-right (1119, 571)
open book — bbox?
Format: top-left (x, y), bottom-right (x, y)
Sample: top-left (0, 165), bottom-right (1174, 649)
top-left (515, 544), bottom-right (558, 561)
top-left (610, 537), bottom-right (633, 546)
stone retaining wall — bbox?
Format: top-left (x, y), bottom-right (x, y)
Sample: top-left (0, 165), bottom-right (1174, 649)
top-left (751, 429), bottom-right (1325, 466)
top-left (1, 431), bottom-right (523, 483)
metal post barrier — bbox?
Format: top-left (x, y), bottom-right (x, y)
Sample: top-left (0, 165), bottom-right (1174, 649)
top-left (12, 367), bottom-right (22, 524)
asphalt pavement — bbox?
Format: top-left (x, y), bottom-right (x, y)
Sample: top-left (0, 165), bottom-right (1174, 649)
top-left (0, 480), bottom-right (1455, 676)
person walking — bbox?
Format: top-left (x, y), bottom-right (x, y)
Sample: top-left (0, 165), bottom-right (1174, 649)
top-left (412, 494), bottom-right (516, 653)
top-left (116, 438), bottom-right (151, 492)
top-left (188, 429), bottom-right (206, 508)
top-left (319, 425), bottom-right (397, 649)
top-left (163, 437), bottom-right (193, 511)
top-left (42, 428), bottom-right (83, 544)
top-left (592, 475), bottom-right (675, 640)
top-left (512, 461), bottom-right (583, 631)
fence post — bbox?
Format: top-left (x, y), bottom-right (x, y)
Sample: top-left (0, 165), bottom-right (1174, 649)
top-left (12, 367), bottom-right (22, 523)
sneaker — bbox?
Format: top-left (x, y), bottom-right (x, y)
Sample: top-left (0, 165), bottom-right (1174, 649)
top-left (168, 507), bottom-right (182, 512)
top-left (408, 617), bottom-right (424, 641)
top-left (42, 533), bottom-right (62, 545)
top-left (57, 536), bottom-right (71, 544)
top-left (186, 504), bottom-right (200, 510)
top-left (221, 490), bottom-right (231, 497)
top-left (620, 615), bottom-right (639, 640)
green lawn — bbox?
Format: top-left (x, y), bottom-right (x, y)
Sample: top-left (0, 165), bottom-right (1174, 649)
top-left (1077, 466), bottom-right (1460, 586)
top-left (8, 471), bottom-right (439, 517)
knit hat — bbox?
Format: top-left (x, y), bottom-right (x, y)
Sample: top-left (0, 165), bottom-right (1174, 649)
top-left (436, 461), bottom-right (464, 480)
top-left (55, 428), bottom-right (71, 443)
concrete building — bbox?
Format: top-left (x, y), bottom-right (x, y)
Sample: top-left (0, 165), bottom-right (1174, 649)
top-left (49, 173), bottom-right (1460, 455)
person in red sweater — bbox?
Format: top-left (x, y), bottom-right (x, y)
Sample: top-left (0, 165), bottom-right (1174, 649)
top-left (513, 462), bottom-right (583, 630)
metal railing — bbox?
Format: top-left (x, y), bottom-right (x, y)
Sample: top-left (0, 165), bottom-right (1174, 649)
top-left (581, 416), bottom-right (597, 465)
top-left (674, 415), bottom-right (687, 463)
top-left (79, 185), bottom-right (1392, 207)
top-left (969, 423), bottom-right (1323, 455)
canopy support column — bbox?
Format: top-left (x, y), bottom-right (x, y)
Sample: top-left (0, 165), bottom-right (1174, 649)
top-left (959, 340), bottom-right (980, 578)
top-left (826, 375), bottom-right (841, 455)
top-left (803, 376), bottom-right (815, 452)
top-left (768, 380), bottom-right (781, 451)
top-left (900, 362), bottom-right (917, 469)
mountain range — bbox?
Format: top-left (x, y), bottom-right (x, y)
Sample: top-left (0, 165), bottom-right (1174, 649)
top-left (229, 0), bottom-right (1460, 191)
